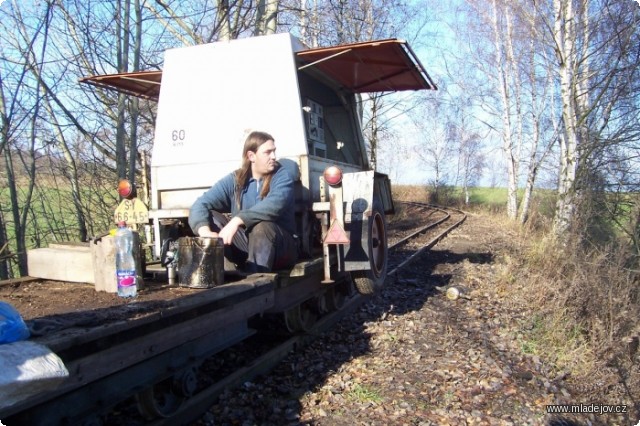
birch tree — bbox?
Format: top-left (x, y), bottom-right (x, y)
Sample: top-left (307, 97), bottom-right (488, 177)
top-left (547, 0), bottom-right (640, 236)
top-left (451, 114), bottom-right (485, 205)
top-left (256, 0), bottom-right (279, 35)
top-left (455, 0), bottom-right (532, 219)
top-left (411, 99), bottom-right (456, 201)
top-left (457, 0), bottom-right (640, 230)
top-left (489, 0), bottom-right (520, 219)
top-left (551, 0), bottom-right (582, 235)
top-left (517, 4), bottom-right (557, 225)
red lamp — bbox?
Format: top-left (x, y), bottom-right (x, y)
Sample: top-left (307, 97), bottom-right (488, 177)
top-left (117, 179), bottom-right (134, 199)
top-left (323, 166), bottom-right (343, 186)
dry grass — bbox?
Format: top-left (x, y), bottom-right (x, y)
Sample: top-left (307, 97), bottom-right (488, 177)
top-left (498, 224), bottom-right (640, 391)
top-left (392, 185), bottom-right (431, 204)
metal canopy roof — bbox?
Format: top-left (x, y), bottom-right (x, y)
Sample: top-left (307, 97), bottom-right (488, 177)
top-left (79, 38), bottom-right (436, 101)
top-left (296, 39), bottom-right (436, 93)
top-left (79, 70), bottom-right (163, 101)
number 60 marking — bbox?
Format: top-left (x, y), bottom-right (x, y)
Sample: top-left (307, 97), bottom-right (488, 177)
top-left (172, 129), bottom-right (185, 141)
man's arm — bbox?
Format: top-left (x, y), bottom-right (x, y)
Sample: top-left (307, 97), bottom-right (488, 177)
top-left (188, 173), bottom-right (235, 234)
top-left (217, 216), bottom-right (245, 244)
top-left (236, 167), bottom-right (294, 229)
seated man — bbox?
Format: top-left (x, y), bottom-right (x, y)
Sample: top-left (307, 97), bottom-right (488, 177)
top-left (188, 131), bottom-right (298, 272)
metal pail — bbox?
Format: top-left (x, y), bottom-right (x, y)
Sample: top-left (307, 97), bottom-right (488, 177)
top-left (177, 237), bottom-right (224, 288)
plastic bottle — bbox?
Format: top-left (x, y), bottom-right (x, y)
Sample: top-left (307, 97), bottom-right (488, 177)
top-left (115, 221), bottom-right (137, 297)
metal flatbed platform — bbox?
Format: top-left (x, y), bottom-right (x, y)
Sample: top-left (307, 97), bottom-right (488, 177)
top-left (1, 274), bottom-right (276, 424)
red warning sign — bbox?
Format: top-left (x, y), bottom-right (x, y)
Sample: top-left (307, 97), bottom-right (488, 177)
top-left (324, 219), bottom-right (350, 244)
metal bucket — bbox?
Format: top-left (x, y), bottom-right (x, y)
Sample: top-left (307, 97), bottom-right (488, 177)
top-left (177, 237), bottom-right (224, 288)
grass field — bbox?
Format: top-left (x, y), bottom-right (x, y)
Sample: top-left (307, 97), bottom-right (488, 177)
top-left (0, 183), bottom-right (118, 276)
top-left (393, 185), bottom-right (557, 217)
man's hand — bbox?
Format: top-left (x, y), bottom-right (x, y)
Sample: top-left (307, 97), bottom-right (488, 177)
top-left (197, 226), bottom-right (218, 238)
top-left (218, 216), bottom-right (245, 245)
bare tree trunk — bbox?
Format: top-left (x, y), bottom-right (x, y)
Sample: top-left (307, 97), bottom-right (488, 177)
top-left (115, 0), bottom-right (144, 184)
top-left (553, 0), bottom-right (580, 236)
top-left (504, 4), bottom-right (526, 218)
top-left (115, 0), bottom-right (130, 181)
top-left (491, 0), bottom-right (518, 219)
top-left (264, 0), bottom-right (278, 34)
top-left (311, 0), bottom-right (319, 47)
top-left (459, 135), bottom-right (484, 206)
top-left (0, 211), bottom-right (9, 279)
top-left (519, 164), bottom-right (537, 224)
top-left (518, 6), bottom-right (548, 225)
top-left (43, 98), bottom-right (88, 241)
top-left (0, 69), bottom-right (10, 278)
top-left (256, 0), bottom-right (278, 35)
top-left (298, 0), bottom-right (308, 42)
top-left (5, 3), bottom-right (54, 276)
top-left (3, 150), bottom-right (21, 275)
top-left (3, 141), bottom-right (37, 277)
top-left (255, 0), bottom-right (266, 35)
top-left (128, 0), bottom-right (143, 184)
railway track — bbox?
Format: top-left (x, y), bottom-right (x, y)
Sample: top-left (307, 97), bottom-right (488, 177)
top-left (1, 203), bottom-right (466, 426)
top-left (117, 202), bottom-right (465, 426)
top-left (387, 202), bottom-right (467, 277)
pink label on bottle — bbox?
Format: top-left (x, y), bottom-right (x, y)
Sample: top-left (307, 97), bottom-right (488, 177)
top-left (117, 273), bottom-right (136, 287)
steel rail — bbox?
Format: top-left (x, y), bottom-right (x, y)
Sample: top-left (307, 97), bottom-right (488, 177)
top-left (150, 283), bottom-right (367, 426)
top-left (388, 202), bottom-right (450, 250)
top-left (387, 202), bottom-right (467, 276)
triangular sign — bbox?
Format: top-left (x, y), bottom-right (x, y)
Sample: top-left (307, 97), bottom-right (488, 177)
top-left (324, 219), bottom-right (350, 244)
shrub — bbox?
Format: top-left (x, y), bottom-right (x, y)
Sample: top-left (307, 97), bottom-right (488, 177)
top-left (517, 228), bottom-right (639, 379)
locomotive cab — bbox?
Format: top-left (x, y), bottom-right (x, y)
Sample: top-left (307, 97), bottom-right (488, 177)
top-left (81, 33), bottom-right (435, 296)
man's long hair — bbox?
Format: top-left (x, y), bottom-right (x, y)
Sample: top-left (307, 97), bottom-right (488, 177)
top-left (234, 131), bottom-right (279, 210)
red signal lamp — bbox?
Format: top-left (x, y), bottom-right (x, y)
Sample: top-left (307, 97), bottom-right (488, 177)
top-left (117, 179), bottom-right (134, 199)
top-left (323, 166), bottom-right (343, 186)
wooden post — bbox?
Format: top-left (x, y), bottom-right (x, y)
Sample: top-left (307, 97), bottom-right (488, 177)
top-left (90, 232), bottom-right (144, 293)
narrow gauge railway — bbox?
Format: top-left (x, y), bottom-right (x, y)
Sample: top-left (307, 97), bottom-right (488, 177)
top-left (1, 34), bottom-right (447, 426)
top-left (387, 202), bottom-right (467, 277)
top-left (85, 202), bottom-right (466, 426)
top-left (0, 204), bottom-right (464, 426)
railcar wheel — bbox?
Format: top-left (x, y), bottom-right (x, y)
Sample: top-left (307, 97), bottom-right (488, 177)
top-left (316, 290), bottom-right (331, 314)
top-left (284, 301), bottom-right (317, 332)
top-left (136, 368), bottom-right (197, 419)
top-left (326, 286), bottom-right (346, 311)
top-left (351, 199), bottom-right (388, 295)
top-left (316, 287), bottom-right (344, 313)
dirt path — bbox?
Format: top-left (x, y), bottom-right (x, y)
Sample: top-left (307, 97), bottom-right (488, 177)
top-left (201, 212), bottom-right (638, 426)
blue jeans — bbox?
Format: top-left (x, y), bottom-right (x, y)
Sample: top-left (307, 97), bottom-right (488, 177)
top-left (209, 211), bottom-right (298, 272)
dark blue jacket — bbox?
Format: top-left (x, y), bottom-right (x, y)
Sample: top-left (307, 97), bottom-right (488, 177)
top-left (189, 165), bottom-right (296, 235)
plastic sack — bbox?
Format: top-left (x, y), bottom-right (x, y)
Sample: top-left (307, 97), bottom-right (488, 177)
top-left (0, 301), bottom-right (31, 344)
top-left (0, 340), bottom-right (69, 410)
